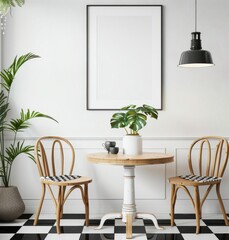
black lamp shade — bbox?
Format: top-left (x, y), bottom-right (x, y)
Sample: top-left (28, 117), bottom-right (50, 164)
top-left (179, 50), bottom-right (214, 67)
top-left (178, 32), bottom-right (214, 67)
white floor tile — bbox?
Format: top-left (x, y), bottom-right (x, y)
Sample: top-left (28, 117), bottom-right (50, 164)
top-left (175, 219), bottom-right (206, 226)
top-left (209, 226), bottom-right (229, 233)
top-left (145, 226), bottom-right (179, 234)
top-left (0, 219), bottom-right (27, 226)
top-left (54, 219), bottom-right (85, 226)
top-left (82, 225), bottom-right (114, 234)
top-left (45, 233), bottom-right (81, 240)
top-left (115, 219), bottom-right (144, 226)
top-left (0, 234), bottom-right (14, 240)
top-left (115, 233), bottom-right (147, 240)
top-left (182, 234), bottom-right (219, 240)
top-left (202, 214), bottom-right (224, 219)
top-left (154, 214), bottom-right (171, 219)
top-left (17, 226), bottom-right (52, 234)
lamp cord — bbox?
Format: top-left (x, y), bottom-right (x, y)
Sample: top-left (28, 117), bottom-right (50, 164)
top-left (195, 0), bottom-right (197, 32)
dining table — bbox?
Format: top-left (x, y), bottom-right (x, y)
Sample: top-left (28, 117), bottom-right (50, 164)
top-left (87, 152), bottom-right (174, 239)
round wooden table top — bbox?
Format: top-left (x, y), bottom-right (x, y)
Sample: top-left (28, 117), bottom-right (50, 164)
top-left (87, 152), bottom-right (174, 166)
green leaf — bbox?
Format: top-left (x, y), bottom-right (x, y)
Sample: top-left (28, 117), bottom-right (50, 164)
top-left (137, 104), bottom-right (158, 119)
top-left (9, 52), bottom-right (40, 76)
top-left (0, 0), bottom-right (25, 15)
top-left (126, 110), bottom-right (147, 132)
top-left (0, 91), bottom-right (9, 131)
top-left (5, 141), bottom-right (35, 165)
top-left (14, 0), bottom-right (25, 7)
top-left (110, 112), bottom-right (128, 128)
top-left (120, 104), bottom-right (136, 110)
top-left (0, 53), bottom-right (40, 92)
top-left (0, 154), bottom-right (11, 165)
top-left (0, 69), bottom-right (14, 91)
top-left (0, 0), bottom-right (11, 15)
top-left (7, 109), bottom-right (58, 132)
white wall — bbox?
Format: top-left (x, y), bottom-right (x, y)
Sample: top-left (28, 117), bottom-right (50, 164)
top-left (2, 0), bottom-right (229, 216)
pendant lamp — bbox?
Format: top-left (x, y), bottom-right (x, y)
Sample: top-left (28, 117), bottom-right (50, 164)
top-left (178, 0), bottom-right (214, 67)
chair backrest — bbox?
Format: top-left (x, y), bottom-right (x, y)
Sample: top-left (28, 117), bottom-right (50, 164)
top-left (35, 136), bottom-right (75, 177)
top-left (188, 136), bottom-right (229, 178)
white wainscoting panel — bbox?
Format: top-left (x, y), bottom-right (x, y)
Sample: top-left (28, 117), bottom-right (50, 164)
top-left (8, 137), bottom-right (229, 216)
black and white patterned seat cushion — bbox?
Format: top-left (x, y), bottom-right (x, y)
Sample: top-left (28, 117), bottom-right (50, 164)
top-left (41, 174), bottom-right (81, 182)
top-left (180, 174), bottom-right (222, 183)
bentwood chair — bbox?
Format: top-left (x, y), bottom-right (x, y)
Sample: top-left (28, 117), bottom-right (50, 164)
top-left (169, 136), bottom-right (229, 234)
top-left (33, 136), bottom-right (92, 234)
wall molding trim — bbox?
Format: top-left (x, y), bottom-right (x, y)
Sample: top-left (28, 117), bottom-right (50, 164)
top-left (5, 136), bottom-right (229, 141)
top-left (8, 136), bottom-right (229, 214)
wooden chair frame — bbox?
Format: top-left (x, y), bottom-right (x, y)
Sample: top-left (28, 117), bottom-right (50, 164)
top-left (33, 136), bottom-right (92, 234)
top-left (169, 136), bottom-right (229, 234)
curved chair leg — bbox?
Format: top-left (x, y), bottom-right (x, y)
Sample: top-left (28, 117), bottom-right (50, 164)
top-left (60, 186), bottom-right (66, 219)
top-left (84, 184), bottom-right (89, 226)
top-left (34, 184), bottom-right (46, 225)
top-left (170, 184), bottom-right (176, 226)
top-left (194, 186), bottom-right (200, 234)
top-left (216, 183), bottom-right (229, 226)
top-left (56, 186), bottom-right (62, 234)
top-left (200, 185), bottom-right (214, 220)
top-left (199, 207), bottom-right (202, 220)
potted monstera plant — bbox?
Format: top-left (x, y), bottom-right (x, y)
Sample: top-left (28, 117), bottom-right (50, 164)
top-left (0, 53), bottom-right (57, 221)
top-left (110, 104), bottom-right (158, 155)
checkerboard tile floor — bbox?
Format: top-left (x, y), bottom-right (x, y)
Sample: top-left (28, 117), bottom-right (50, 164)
top-left (0, 213), bottom-right (229, 239)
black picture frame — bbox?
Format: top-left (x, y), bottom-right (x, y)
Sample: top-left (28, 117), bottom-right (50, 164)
top-left (86, 5), bottom-right (163, 111)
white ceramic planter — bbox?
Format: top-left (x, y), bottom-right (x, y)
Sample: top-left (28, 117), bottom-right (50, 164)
top-left (123, 135), bottom-right (142, 155)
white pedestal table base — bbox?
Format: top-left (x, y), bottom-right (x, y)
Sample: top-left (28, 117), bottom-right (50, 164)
top-left (95, 166), bottom-right (163, 235)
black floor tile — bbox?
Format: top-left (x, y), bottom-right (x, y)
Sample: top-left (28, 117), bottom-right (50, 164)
top-left (174, 214), bottom-right (196, 219)
top-left (0, 213), bottom-right (228, 239)
top-left (0, 226), bottom-right (21, 233)
top-left (177, 226), bottom-right (212, 233)
top-left (17, 214), bottom-right (33, 219)
top-left (49, 226), bottom-right (84, 233)
top-left (146, 234), bottom-right (184, 240)
top-left (62, 214), bottom-right (85, 219)
top-left (144, 219), bottom-right (171, 226)
top-left (203, 219), bottom-right (227, 226)
top-left (24, 219), bottom-right (56, 226)
top-left (86, 219), bottom-right (100, 226)
top-left (216, 234), bottom-right (229, 240)
top-left (132, 226), bottom-right (146, 233)
top-left (79, 234), bottom-right (114, 240)
top-left (11, 234), bottom-right (47, 240)
top-left (114, 226), bottom-right (126, 233)
top-left (159, 220), bottom-right (172, 226)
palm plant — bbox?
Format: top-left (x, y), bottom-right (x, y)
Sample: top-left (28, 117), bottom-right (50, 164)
top-left (0, 52), bottom-right (57, 187)
top-left (110, 104), bottom-right (158, 135)
top-left (0, 0), bottom-right (24, 15)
